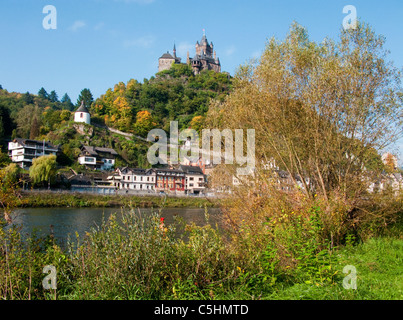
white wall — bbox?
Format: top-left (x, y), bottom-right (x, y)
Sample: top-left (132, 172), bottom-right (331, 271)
top-left (74, 112), bottom-right (91, 125)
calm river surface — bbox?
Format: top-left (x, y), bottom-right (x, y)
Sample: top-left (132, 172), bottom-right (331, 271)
top-left (9, 207), bottom-right (222, 246)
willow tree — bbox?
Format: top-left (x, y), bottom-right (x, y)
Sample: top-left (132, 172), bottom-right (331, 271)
top-left (208, 21), bottom-right (402, 202)
top-left (29, 155), bottom-right (57, 189)
top-left (0, 164), bottom-right (21, 224)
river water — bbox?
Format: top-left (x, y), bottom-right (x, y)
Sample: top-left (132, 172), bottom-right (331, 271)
top-left (8, 207), bottom-right (222, 246)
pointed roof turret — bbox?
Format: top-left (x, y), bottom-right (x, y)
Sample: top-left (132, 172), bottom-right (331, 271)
top-left (76, 101), bottom-right (90, 114)
top-left (201, 29), bottom-right (207, 43)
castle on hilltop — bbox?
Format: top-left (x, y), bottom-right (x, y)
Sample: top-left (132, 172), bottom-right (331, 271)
top-left (158, 31), bottom-right (221, 75)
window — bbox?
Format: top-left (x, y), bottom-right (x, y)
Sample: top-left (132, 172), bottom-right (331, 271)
top-left (190, 177), bottom-right (194, 181)
top-left (189, 184), bottom-right (194, 187)
top-left (80, 113), bottom-right (83, 118)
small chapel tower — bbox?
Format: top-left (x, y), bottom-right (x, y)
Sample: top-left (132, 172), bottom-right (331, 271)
top-left (74, 101), bottom-right (91, 125)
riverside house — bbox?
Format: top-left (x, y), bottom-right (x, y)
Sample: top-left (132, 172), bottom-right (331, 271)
top-left (78, 145), bottom-right (118, 171)
top-left (154, 168), bottom-right (186, 194)
top-left (179, 165), bottom-right (206, 195)
top-left (109, 167), bottom-right (156, 192)
top-left (8, 138), bottom-right (59, 169)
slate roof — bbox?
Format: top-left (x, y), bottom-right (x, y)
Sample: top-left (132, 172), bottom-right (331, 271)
top-left (81, 145), bottom-right (118, 156)
top-left (76, 101), bottom-right (90, 113)
top-left (160, 52), bottom-right (175, 59)
top-left (13, 138), bottom-right (59, 150)
top-left (179, 165), bottom-right (204, 175)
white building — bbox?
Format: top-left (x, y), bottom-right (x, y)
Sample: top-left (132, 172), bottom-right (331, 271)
top-left (78, 146), bottom-right (117, 171)
top-left (74, 101), bottom-right (91, 125)
top-left (8, 138), bottom-right (59, 169)
top-left (111, 167), bottom-right (156, 192)
top-left (179, 165), bottom-right (206, 195)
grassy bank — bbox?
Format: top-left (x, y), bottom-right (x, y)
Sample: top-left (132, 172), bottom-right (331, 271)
top-left (16, 191), bottom-right (217, 209)
top-left (1, 206), bottom-right (402, 300)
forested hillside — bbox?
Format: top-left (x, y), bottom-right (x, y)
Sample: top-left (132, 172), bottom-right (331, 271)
top-left (0, 64), bottom-right (233, 168)
top-left (92, 64), bottom-right (232, 134)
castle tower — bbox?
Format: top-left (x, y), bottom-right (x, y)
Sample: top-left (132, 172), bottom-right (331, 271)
top-left (192, 30), bottom-right (221, 74)
top-left (158, 44), bottom-right (181, 72)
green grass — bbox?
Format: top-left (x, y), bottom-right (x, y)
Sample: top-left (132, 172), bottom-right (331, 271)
top-left (16, 191), bottom-right (217, 209)
top-left (258, 232), bottom-right (403, 300)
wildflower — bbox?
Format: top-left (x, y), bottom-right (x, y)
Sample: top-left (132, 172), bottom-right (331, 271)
top-left (159, 217), bottom-right (167, 235)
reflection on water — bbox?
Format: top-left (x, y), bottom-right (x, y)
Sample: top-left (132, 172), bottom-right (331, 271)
top-left (9, 207), bottom-right (222, 246)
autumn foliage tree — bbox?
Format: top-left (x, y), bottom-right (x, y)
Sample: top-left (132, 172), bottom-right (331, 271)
top-left (133, 110), bottom-right (157, 137)
top-left (207, 21), bottom-right (403, 244)
top-left (0, 163), bottom-right (21, 224)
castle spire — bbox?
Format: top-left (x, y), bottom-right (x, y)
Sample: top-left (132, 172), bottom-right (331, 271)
top-left (173, 42), bottom-right (177, 58)
top-left (201, 29), bottom-right (207, 43)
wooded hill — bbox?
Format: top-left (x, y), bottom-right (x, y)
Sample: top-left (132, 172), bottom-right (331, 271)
top-left (0, 65), bottom-right (233, 169)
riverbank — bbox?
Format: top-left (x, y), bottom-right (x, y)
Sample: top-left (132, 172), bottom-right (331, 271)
top-left (1, 209), bottom-right (402, 300)
top-left (16, 191), bottom-right (219, 209)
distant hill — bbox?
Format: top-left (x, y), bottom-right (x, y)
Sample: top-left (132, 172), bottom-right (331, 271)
top-left (0, 65), bottom-right (233, 169)
top-left (92, 63), bottom-right (232, 135)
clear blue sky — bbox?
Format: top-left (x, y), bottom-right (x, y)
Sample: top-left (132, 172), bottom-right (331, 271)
top-left (0, 0), bottom-right (402, 162)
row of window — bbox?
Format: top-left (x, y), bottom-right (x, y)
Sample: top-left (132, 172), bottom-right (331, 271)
top-left (157, 183), bottom-right (184, 190)
top-left (122, 175), bottom-right (154, 182)
top-left (157, 176), bottom-right (184, 181)
top-left (187, 177), bottom-right (204, 182)
top-left (117, 183), bottom-right (154, 190)
top-left (83, 158), bottom-right (114, 164)
top-left (188, 183), bottom-right (204, 188)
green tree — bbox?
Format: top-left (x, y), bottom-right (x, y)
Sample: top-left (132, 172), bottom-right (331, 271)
top-left (38, 87), bottom-right (49, 100)
top-left (11, 129), bottom-right (17, 140)
top-left (1, 163), bottom-right (20, 188)
top-left (29, 155), bottom-right (57, 189)
top-left (77, 88), bottom-right (94, 109)
top-left (0, 164), bottom-right (20, 224)
top-left (23, 92), bottom-right (35, 104)
top-left (0, 105), bottom-right (13, 139)
top-left (0, 117), bottom-right (4, 143)
top-left (60, 109), bottom-right (71, 121)
top-left (29, 116), bottom-right (40, 139)
top-left (16, 105), bottom-right (40, 138)
top-left (49, 90), bottom-right (59, 103)
top-left (61, 93), bottom-right (74, 110)
top-left (0, 150), bottom-right (11, 168)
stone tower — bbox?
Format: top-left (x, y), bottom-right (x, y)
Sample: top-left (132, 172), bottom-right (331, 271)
top-left (158, 44), bottom-right (182, 73)
top-left (190, 30), bottom-right (221, 75)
